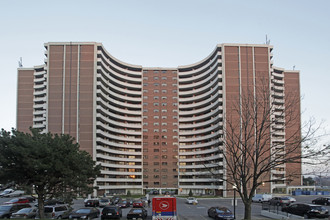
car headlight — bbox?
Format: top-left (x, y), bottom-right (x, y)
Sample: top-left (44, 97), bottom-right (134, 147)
top-left (80, 216), bottom-right (87, 219)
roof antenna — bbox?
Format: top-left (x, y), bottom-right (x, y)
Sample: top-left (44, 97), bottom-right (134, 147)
top-left (18, 57), bottom-right (23, 67)
top-left (266, 35), bottom-right (270, 45)
top-left (293, 65), bottom-right (295, 70)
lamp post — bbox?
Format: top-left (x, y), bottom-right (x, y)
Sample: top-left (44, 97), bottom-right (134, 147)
top-left (233, 185), bottom-right (237, 219)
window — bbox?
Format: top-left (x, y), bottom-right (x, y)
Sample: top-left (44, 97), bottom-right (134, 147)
top-left (143, 162), bottom-right (148, 165)
top-left (143, 96), bottom-right (148, 99)
top-left (154, 83), bottom-right (159, 86)
top-left (143, 129), bottom-right (148, 132)
top-left (161, 76), bottom-right (167, 80)
top-left (162, 90), bottom-right (167, 93)
top-left (154, 149), bottom-right (159, 152)
top-left (143, 90), bottom-right (148, 93)
top-left (161, 116), bottom-right (167, 119)
top-left (162, 162), bottom-right (168, 165)
top-left (154, 96), bottom-right (159, 100)
top-left (154, 89), bottom-right (159, 93)
top-left (161, 70), bottom-right (166, 74)
top-left (161, 83), bottom-right (167, 86)
top-left (154, 169), bottom-right (159, 172)
top-left (154, 109), bottom-right (159, 113)
top-left (154, 122), bottom-right (159, 126)
top-left (162, 103), bottom-right (167, 106)
top-left (154, 70), bottom-right (159, 73)
top-left (162, 155), bottom-right (167, 159)
top-left (162, 109), bottom-right (167, 113)
top-left (154, 103), bottom-right (159, 106)
top-left (143, 83), bottom-right (148, 86)
top-left (154, 129), bottom-right (159, 132)
top-left (154, 76), bottom-right (159, 80)
top-left (154, 162), bottom-right (159, 165)
top-left (143, 77), bottom-right (148, 80)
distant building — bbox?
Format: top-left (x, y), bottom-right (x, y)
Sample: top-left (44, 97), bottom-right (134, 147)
top-left (17, 42), bottom-right (301, 196)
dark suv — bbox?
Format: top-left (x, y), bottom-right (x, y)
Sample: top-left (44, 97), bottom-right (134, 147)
top-left (101, 206), bottom-right (122, 219)
top-left (282, 203), bottom-right (329, 219)
top-left (0, 204), bottom-right (31, 218)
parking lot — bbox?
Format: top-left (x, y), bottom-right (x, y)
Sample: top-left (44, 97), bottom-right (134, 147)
top-left (0, 194), bottom-right (329, 219)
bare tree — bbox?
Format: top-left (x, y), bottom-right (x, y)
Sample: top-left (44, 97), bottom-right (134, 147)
top-left (214, 81), bottom-right (329, 220)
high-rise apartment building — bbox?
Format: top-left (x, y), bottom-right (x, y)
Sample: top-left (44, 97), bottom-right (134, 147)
top-left (17, 42), bottom-right (302, 196)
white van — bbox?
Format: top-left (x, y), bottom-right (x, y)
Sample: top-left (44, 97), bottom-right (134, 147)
top-left (252, 194), bottom-right (272, 202)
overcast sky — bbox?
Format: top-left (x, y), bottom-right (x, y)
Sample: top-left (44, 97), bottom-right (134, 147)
top-left (1, 0), bottom-right (329, 146)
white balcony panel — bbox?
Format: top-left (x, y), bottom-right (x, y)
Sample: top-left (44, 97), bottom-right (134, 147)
top-left (179, 140), bottom-right (222, 149)
top-left (97, 82), bottom-right (141, 103)
top-left (179, 100), bottom-right (221, 117)
top-left (101, 170), bottom-right (142, 176)
top-left (97, 145), bottom-right (141, 156)
top-left (179, 61), bottom-right (219, 84)
top-left (97, 75), bottom-right (141, 96)
top-left (98, 185), bottom-right (142, 190)
top-left (97, 51), bottom-right (142, 77)
top-left (179, 154), bottom-right (222, 163)
top-left (100, 162), bottom-right (142, 169)
top-left (180, 124), bottom-right (220, 136)
top-left (179, 108), bottom-right (221, 123)
top-left (96, 113), bottom-right (141, 129)
top-left (96, 153), bottom-right (141, 163)
top-left (96, 177), bottom-right (142, 183)
top-left (179, 147), bottom-right (220, 156)
top-left (179, 53), bottom-right (220, 77)
top-left (179, 178), bottom-right (220, 183)
top-left (179, 68), bottom-right (219, 90)
top-left (96, 109), bottom-right (141, 123)
top-left (178, 185), bottom-right (224, 190)
top-left (97, 119), bottom-right (140, 136)
top-left (179, 118), bottom-right (223, 130)
top-left (97, 130), bottom-right (141, 143)
top-left (97, 70), bottom-right (141, 90)
top-left (179, 163), bottom-right (223, 169)
top-left (179, 131), bottom-right (222, 143)
top-left (96, 138), bottom-right (141, 150)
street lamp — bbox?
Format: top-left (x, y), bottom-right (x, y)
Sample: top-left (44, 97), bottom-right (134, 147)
top-left (233, 185), bottom-right (237, 219)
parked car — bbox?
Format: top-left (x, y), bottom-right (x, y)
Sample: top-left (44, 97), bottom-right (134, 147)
top-left (85, 199), bottom-right (99, 207)
top-left (186, 197), bottom-right (198, 204)
top-left (282, 203), bottom-right (329, 219)
top-left (126, 207), bottom-right (147, 220)
top-left (312, 197), bottom-right (330, 206)
top-left (101, 205), bottom-right (122, 220)
top-left (4, 197), bottom-right (30, 204)
top-left (0, 189), bottom-right (14, 198)
top-left (0, 204), bottom-right (31, 218)
top-left (252, 194), bottom-right (272, 203)
top-left (40, 204), bottom-right (72, 219)
top-left (117, 200), bottom-right (130, 208)
top-left (284, 196), bottom-right (296, 203)
top-left (110, 197), bottom-right (122, 205)
top-left (269, 197), bottom-right (290, 206)
top-left (69, 207), bottom-right (100, 219)
top-left (5, 190), bottom-right (25, 198)
top-left (132, 200), bottom-right (144, 208)
top-left (99, 198), bottom-right (111, 208)
top-left (207, 207), bottom-right (234, 220)
top-left (10, 207), bottom-right (38, 219)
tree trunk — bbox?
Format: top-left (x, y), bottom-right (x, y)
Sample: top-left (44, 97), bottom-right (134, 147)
top-left (36, 189), bottom-right (45, 219)
top-left (243, 201), bottom-right (252, 220)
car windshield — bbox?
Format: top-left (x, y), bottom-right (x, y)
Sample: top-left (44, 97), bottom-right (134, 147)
top-left (0, 206), bottom-right (11, 211)
top-left (76, 209), bottom-right (91, 214)
top-left (17, 208), bottom-right (32, 213)
top-left (9, 198), bottom-right (19, 202)
top-left (131, 209), bottom-right (142, 213)
top-left (100, 199), bottom-right (109, 202)
top-left (188, 198), bottom-right (195, 200)
top-left (216, 208), bottom-right (231, 214)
